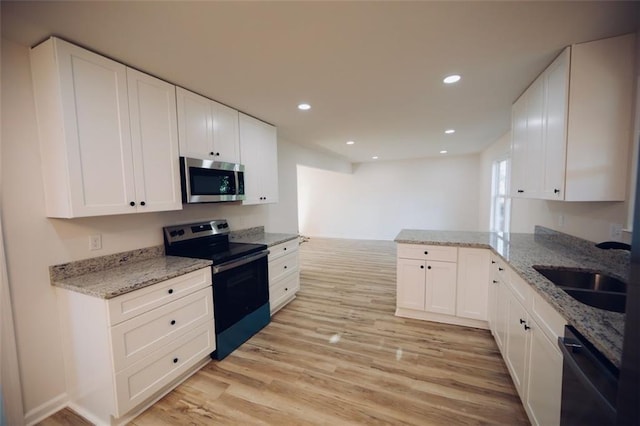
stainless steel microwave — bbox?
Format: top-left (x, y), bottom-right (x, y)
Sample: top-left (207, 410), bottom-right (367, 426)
top-left (180, 157), bottom-right (245, 203)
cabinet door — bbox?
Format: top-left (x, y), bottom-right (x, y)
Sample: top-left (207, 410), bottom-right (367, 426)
top-left (212, 101), bottom-right (240, 164)
top-left (424, 261), bottom-right (457, 315)
top-left (505, 292), bottom-right (531, 397)
top-left (525, 321), bottom-right (563, 426)
top-left (510, 94), bottom-right (528, 197)
top-left (176, 87), bottom-right (214, 160)
top-left (32, 37), bottom-right (136, 217)
top-left (541, 48), bottom-right (570, 200)
top-left (396, 258), bottom-right (426, 311)
top-left (456, 248), bottom-right (490, 320)
top-left (495, 279), bottom-right (509, 352)
top-left (525, 77), bottom-right (545, 197)
top-left (239, 113), bottom-right (279, 204)
top-left (127, 68), bottom-right (182, 212)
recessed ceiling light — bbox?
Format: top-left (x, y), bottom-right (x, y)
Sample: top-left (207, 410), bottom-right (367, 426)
top-left (445, 129), bottom-right (455, 134)
top-left (346, 140), bottom-right (355, 145)
top-left (443, 74), bottom-right (461, 84)
top-left (440, 150), bottom-right (448, 154)
top-left (297, 103), bottom-right (311, 110)
top-left (372, 156), bottom-right (379, 160)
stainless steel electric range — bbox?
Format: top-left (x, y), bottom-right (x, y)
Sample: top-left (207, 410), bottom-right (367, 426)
top-left (163, 219), bottom-right (269, 360)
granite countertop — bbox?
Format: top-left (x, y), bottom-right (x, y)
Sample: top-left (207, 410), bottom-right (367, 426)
top-left (230, 226), bottom-right (299, 247)
top-left (50, 245), bottom-right (212, 299)
top-left (395, 227), bottom-right (628, 368)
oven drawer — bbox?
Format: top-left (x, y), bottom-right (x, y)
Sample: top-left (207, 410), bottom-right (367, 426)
top-left (268, 239), bottom-right (299, 262)
top-left (270, 271), bottom-right (300, 313)
top-left (269, 251), bottom-right (299, 283)
top-left (108, 267), bottom-right (212, 326)
top-left (114, 320), bottom-right (215, 416)
top-left (111, 287), bottom-right (214, 371)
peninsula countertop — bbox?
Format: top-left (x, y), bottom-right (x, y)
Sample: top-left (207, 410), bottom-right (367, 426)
top-left (395, 227), bottom-right (628, 368)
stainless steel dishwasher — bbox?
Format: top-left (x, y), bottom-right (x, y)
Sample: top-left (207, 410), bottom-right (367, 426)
top-left (558, 325), bottom-right (619, 425)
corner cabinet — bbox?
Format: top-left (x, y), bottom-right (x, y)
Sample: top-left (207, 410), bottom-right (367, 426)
top-left (268, 239), bottom-right (300, 314)
top-left (176, 87), bottom-right (240, 164)
top-left (239, 113), bottom-right (279, 205)
top-left (30, 37), bottom-right (182, 218)
top-left (510, 33), bottom-right (635, 201)
top-left (396, 244), bottom-right (489, 329)
top-left (57, 268), bottom-right (215, 425)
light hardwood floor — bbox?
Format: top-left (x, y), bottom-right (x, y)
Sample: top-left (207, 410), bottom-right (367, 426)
top-left (39, 237), bottom-right (529, 425)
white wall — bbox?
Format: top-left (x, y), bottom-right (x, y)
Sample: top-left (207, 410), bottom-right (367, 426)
top-left (265, 139), bottom-right (351, 234)
top-left (0, 37), bottom-right (349, 423)
top-left (298, 155), bottom-right (481, 240)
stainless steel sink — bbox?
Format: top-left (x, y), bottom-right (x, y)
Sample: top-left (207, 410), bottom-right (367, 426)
top-left (533, 266), bottom-right (627, 313)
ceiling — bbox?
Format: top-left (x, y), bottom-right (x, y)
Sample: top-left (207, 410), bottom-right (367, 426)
top-left (2, 1), bottom-right (639, 163)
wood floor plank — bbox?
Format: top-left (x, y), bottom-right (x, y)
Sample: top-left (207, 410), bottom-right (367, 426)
top-left (40, 237), bottom-right (529, 425)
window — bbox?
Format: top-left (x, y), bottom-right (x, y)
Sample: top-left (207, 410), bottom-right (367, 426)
top-left (490, 158), bottom-right (511, 234)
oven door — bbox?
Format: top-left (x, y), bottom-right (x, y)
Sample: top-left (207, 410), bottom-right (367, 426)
top-left (212, 250), bottom-right (269, 333)
top-left (181, 157), bottom-right (245, 203)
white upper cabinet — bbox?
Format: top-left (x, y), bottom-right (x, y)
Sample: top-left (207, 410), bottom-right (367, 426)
top-left (126, 68), bottom-right (182, 213)
top-left (176, 87), bottom-right (240, 164)
top-left (239, 113), bottom-right (279, 205)
top-left (30, 37), bottom-right (182, 218)
top-left (510, 34), bottom-right (635, 201)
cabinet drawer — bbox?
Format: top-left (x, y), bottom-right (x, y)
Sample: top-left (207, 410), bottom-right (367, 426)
top-left (269, 251), bottom-right (299, 283)
top-left (397, 244), bottom-right (457, 262)
top-left (108, 268), bottom-right (211, 326)
top-left (531, 292), bottom-right (566, 345)
top-left (270, 272), bottom-right (300, 313)
top-left (507, 268), bottom-right (533, 310)
top-left (268, 239), bottom-right (299, 261)
top-left (111, 287), bottom-right (213, 371)
top-left (114, 321), bottom-right (215, 416)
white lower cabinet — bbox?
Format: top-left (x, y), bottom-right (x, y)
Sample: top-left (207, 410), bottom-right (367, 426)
top-left (494, 263), bottom-right (566, 426)
top-left (57, 267), bottom-right (215, 425)
top-left (396, 244), bottom-right (489, 328)
top-left (268, 239), bottom-right (300, 314)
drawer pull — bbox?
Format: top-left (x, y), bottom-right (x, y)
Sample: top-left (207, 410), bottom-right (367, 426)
top-left (420, 265), bottom-right (424, 269)
top-left (498, 267), bottom-right (504, 271)
top-left (519, 318), bottom-right (526, 324)
top-left (168, 289), bottom-right (174, 294)
top-left (173, 358), bottom-right (178, 364)
top-left (170, 320), bottom-right (176, 325)
top-left (427, 266), bottom-right (432, 270)
top-left (491, 261), bottom-right (496, 264)
top-left (284, 265), bottom-right (288, 269)
top-left (424, 251), bottom-right (428, 255)
top-left (284, 247), bottom-right (287, 251)
top-left (285, 287), bottom-right (288, 291)
top-left (492, 280), bottom-right (498, 284)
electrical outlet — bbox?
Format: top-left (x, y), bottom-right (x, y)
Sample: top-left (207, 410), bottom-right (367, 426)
top-left (89, 234), bottom-right (102, 251)
top-left (558, 214), bottom-right (565, 228)
top-left (610, 223), bottom-right (623, 240)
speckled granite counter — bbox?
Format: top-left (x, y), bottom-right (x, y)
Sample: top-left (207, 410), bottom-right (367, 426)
top-left (50, 245), bottom-right (212, 299)
top-left (395, 226), bottom-right (628, 368)
top-left (230, 226), bottom-right (299, 247)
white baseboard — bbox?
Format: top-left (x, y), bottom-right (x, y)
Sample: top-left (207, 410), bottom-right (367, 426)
top-left (395, 307), bottom-right (489, 330)
top-left (24, 392), bottom-right (68, 426)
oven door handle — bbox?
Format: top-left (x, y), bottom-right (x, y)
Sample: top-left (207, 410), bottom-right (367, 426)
top-left (213, 249), bottom-right (269, 274)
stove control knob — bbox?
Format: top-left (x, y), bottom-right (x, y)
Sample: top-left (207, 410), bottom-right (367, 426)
top-left (169, 231), bottom-right (178, 237)
top-left (217, 224), bottom-right (224, 229)
top-left (223, 223), bottom-right (229, 228)
top-left (177, 229), bottom-right (185, 236)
